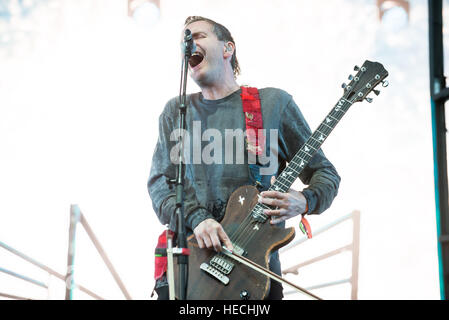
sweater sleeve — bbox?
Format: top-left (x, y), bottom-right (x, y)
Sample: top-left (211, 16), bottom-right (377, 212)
top-left (147, 110), bottom-right (215, 232)
top-left (278, 96), bottom-right (341, 215)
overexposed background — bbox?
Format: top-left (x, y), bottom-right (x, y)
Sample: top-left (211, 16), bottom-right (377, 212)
top-left (0, 0), bottom-right (443, 299)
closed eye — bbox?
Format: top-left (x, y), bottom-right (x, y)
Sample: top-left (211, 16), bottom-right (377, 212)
top-left (192, 32), bottom-right (207, 40)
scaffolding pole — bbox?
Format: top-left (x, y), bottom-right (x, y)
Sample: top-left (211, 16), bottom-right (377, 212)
top-left (429, 0), bottom-right (449, 300)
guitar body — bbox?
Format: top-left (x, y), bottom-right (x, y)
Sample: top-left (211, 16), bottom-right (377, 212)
top-left (174, 185), bottom-right (295, 300)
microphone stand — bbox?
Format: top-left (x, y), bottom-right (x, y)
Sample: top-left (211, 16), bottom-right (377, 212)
top-left (167, 29), bottom-right (195, 300)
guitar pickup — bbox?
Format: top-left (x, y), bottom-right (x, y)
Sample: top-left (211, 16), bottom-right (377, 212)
top-left (200, 263), bottom-right (230, 285)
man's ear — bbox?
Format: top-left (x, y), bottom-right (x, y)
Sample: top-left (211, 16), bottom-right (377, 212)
top-left (223, 42), bottom-right (235, 59)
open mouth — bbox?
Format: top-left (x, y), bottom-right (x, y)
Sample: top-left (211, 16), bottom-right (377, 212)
top-left (189, 52), bottom-right (204, 68)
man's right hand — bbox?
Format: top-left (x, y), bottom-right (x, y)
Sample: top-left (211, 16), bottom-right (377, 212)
top-left (193, 218), bottom-right (233, 252)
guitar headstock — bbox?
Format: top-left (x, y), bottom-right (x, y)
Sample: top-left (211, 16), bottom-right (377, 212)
top-left (341, 60), bottom-right (389, 103)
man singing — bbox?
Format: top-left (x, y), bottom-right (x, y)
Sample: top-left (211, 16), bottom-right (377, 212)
top-left (148, 16), bottom-right (340, 300)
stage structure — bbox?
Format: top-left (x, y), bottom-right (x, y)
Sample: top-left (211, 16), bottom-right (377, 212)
top-left (66, 205), bottom-right (132, 300)
top-left (0, 240), bottom-right (102, 300)
top-left (429, 0), bottom-right (449, 300)
top-left (0, 205), bottom-right (132, 300)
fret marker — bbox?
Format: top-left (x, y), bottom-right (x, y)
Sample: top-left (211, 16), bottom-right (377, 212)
top-left (326, 117), bottom-right (332, 123)
top-left (304, 145), bottom-right (310, 152)
top-left (282, 171), bottom-right (293, 177)
top-left (319, 134), bottom-right (325, 141)
top-left (253, 225), bottom-right (259, 231)
top-left (299, 160), bottom-right (305, 167)
top-left (238, 196), bottom-right (245, 205)
top-left (335, 99), bottom-right (344, 112)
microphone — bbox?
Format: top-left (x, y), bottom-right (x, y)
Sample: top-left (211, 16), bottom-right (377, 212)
top-left (182, 28), bottom-right (196, 56)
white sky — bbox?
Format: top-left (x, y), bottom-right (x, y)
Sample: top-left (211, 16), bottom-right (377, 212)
top-left (0, 0), bottom-right (444, 299)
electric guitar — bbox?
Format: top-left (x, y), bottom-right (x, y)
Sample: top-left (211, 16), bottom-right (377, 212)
top-left (174, 60), bottom-right (389, 299)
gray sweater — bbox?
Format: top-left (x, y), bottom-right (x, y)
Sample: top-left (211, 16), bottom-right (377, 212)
top-left (148, 87), bottom-right (340, 234)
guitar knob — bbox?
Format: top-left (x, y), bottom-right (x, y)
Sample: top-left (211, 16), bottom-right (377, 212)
top-left (240, 290), bottom-right (250, 300)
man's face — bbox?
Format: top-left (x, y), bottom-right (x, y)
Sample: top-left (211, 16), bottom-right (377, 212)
top-left (182, 20), bottom-right (226, 87)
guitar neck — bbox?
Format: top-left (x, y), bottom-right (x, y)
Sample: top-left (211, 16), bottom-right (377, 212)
top-left (252, 59), bottom-right (388, 221)
top-left (270, 97), bottom-right (353, 193)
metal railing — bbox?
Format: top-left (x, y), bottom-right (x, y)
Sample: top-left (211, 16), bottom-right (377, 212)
top-left (65, 204), bottom-right (132, 300)
top-left (281, 210), bottom-right (360, 299)
top-left (0, 240), bottom-right (102, 300)
top-left (0, 204), bottom-right (132, 300)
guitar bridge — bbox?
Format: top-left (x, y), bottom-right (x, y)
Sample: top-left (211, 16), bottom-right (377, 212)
top-left (210, 255), bottom-right (234, 274)
top-left (200, 263), bottom-right (229, 285)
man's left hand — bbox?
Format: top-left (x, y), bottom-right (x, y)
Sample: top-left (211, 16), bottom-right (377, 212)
top-left (258, 176), bottom-right (308, 224)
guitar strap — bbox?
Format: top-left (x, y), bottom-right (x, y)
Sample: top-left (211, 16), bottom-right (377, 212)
top-left (240, 86), bottom-right (267, 190)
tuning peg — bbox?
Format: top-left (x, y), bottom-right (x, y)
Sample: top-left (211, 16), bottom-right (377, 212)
top-left (382, 80), bottom-right (389, 87)
top-left (373, 89), bottom-right (380, 96)
top-left (348, 75), bottom-right (354, 81)
top-left (354, 65), bottom-right (360, 71)
top-left (365, 97), bottom-right (373, 103)
top-left (342, 83), bottom-right (347, 89)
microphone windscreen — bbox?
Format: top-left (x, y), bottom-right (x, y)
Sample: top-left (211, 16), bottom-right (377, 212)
top-left (181, 40), bottom-right (196, 55)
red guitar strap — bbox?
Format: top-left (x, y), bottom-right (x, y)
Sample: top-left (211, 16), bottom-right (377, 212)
top-left (240, 86), bottom-right (265, 155)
